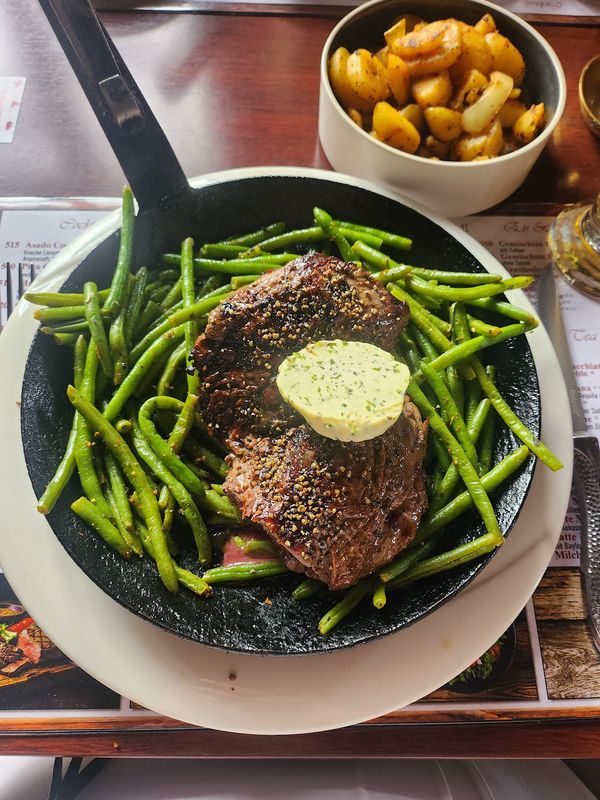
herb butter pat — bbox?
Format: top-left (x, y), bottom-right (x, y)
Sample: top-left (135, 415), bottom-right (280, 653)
top-left (276, 340), bottom-right (410, 442)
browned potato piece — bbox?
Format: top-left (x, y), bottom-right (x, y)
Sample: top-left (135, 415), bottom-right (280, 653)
top-left (450, 69), bottom-right (488, 110)
top-left (451, 118), bottom-right (503, 160)
top-left (403, 21), bottom-right (464, 78)
top-left (424, 134), bottom-right (450, 158)
top-left (387, 54), bottom-right (410, 106)
top-left (373, 101), bottom-right (421, 153)
top-left (474, 13), bottom-right (496, 35)
top-left (374, 46), bottom-right (389, 66)
top-left (346, 49), bottom-right (391, 110)
top-left (347, 108), bottom-right (364, 128)
top-left (498, 98), bottom-right (527, 128)
top-left (384, 18), bottom-right (406, 48)
top-left (449, 24), bottom-right (493, 80)
top-left (390, 19), bottom-right (447, 58)
top-left (509, 87), bottom-right (522, 99)
top-left (513, 103), bottom-right (545, 144)
top-left (412, 71), bottom-right (452, 108)
top-left (485, 32), bottom-right (526, 85)
top-left (424, 106), bottom-right (463, 142)
top-left (400, 103), bottom-right (426, 132)
top-left (328, 47), bottom-right (365, 109)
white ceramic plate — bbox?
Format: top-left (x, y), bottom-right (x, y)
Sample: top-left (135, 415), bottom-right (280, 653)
top-left (0, 168), bottom-right (572, 734)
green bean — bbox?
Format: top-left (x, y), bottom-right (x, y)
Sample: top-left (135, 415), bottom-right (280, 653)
top-left (408, 380), bottom-right (503, 546)
top-left (388, 283), bottom-right (455, 356)
top-left (429, 431), bottom-right (452, 472)
top-left (231, 275), bottom-right (261, 289)
top-left (470, 356), bottom-right (562, 471)
top-left (130, 415), bottom-right (210, 564)
top-left (71, 496), bottom-right (131, 558)
top-left (429, 398), bottom-right (491, 512)
top-left (415, 446), bottom-right (530, 544)
top-left (398, 331), bottom-right (421, 373)
top-left (103, 186), bottom-right (134, 317)
top-left (478, 369), bottom-right (496, 474)
top-left (446, 364), bottom-right (465, 420)
top-left (292, 578), bottom-right (324, 600)
top-left (129, 291), bottom-right (230, 363)
top-left (234, 537), bottom-right (278, 556)
top-left (104, 449), bottom-right (136, 535)
top-left (406, 275), bottom-right (533, 302)
top-left (36, 336), bottom-right (88, 515)
top-left (464, 378), bottom-right (483, 426)
top-left (40, 320), bottom-right (89, 335)
top-left (243, 226), bottom-right (326, 255)
top-left (160, 278), bottom-right (182, 311)
top-left (103, 325), bottom-right (186, 423)
top-left (161, 254), bottom-right (278, 275)
top-left (200, 243), bottom-right (247, 258)
top-left (202, 561), bottom-right (288, 583)
top-left (373, 583), bottom-right (387, 609)
top-left (409, 322), bottom-right (439, 360)
top-left (67, 386), bottom-right (178, 592)
top-left (84, 281), bottom-right (113, 378)
top-left (183, 439), bottom-right (228, 480)
top-left (109, 274), bottom-right (134, 385)
top-left (181, 238), bottom-right (200, 395)
top-left (157, 340), bottom-right (187, 396)
top-left (467, 316), bottom-right (502, 337)
top-left (181, 459), bottom-right (209, 482)
top-left (51, 332), bottom-right (80, 347)
top-left (424, 323), bottom-right (536, 375)
top-left (318, 577), bottom-right (377, 634)
top-left (224, 221), bottom-right (286, 246)
top-left (105, 485), bottom-right (143, 556)
top-left (135, 522), bottom-right (210, 597)
top-left (149, 284), bottom-right (171, 304)
top-left (236, 253), bottom-right (297, 264)
top-left (379, 531), bottom-right (445, 583)
top-left (34, 304), bottom-right (98, 322)
top-left (312, 208), bottom-right (356, 262)
top-left (421, 362), bottom-right (480, 470)
top-left (157, 269), bottom-right (179, 283)
top-left (157, 392), bottom-right (199, 507)
top-left (123, 267), bottom-right (148, 346)
top-left (466, 296), bottom-right (539, 325)
top-left (132, 300), bottom-right (163, 340)
top-left (138, 396), bottom-right (205, 498)
top-left (335, 220), bottom-right (412, 251)
top-left (25, 289), bottom-right (110, 307)
top-left (199, 488), bottom-right (240, 520)
top-left (162, 491), bottom-right (176, 533)
top-left (387, 533), bottom-right (499, 590)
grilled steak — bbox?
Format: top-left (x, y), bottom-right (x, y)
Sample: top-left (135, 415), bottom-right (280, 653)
top-left (192, 253), bottom-right (409, 444)
top-left (224, 400), bottom-right (428, 590)
top-left (0, 643), bottom-right (29, 676)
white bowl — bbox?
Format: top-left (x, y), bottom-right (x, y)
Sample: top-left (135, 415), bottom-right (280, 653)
top-left (319, 0), bottom-right (567, 217)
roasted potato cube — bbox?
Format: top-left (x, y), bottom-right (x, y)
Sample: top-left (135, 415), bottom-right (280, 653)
top-left (462, 70), bottom-right (514, 134)
top-left (513, 103), bottom-right (545, 144)
top-left (373, 101), bottom-right (421, 153)
top-left (450, 69), bottom-right (489, 110)
top-left (389, 19), bottom-right (447, 58)
top-left (387, 54), bottom-right (410, 105)
top-left (485, 32), bottom-right (526, 85)
top-left (384, 18), bottom-right (406, 48)
top-left (374, 46), bottom-right (389, 66)
top-left (403, 21), bottom-right (464, 78)
top-left (329, 47), bottom-right (364, 109)
top-left (449, 23), bottom-right (493, 80)
top-left (424, 134), bottom-right (450, 158)
top-left (346, 48), bottom-right (391, 110)
top-left (451, 118), bottom-right (503, 160)
top-left (474, 13), bottom-right (496, 35)
top-left (424, 106), bottom-right (462, 142)
top-left (347, 108), bottom-right (364, 128)
top-left (498, 98), bottom-right (527, 128)
top-left (412, 71), bottom-right (453, 108)
top-left (400, 103), bottom-right (426, 132)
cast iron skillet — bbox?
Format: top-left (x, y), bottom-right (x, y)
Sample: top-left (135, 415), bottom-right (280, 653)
top-left (21, 1), bottom-right (540, 655)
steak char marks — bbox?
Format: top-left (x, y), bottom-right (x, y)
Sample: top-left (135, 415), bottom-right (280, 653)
top-left (192, 253), bottom-right (409, 444)
top-left (192, 253), bottom-right (428, 590)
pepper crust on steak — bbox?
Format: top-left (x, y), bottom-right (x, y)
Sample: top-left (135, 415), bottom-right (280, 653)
top-left (192, 253), bottom-right (409, 444)
top-left (192, 253), bottom-right (428, 589)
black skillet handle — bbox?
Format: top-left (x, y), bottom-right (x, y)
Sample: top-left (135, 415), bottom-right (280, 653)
top-left (38, 0), bottom-right (192, 211)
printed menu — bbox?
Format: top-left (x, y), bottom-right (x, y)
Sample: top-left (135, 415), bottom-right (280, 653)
top-left (1, 201), bottom-right (599, 727)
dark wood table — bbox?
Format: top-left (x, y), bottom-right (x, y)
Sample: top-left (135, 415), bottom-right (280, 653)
top-left (1, 0), bottom-right (600, 759)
